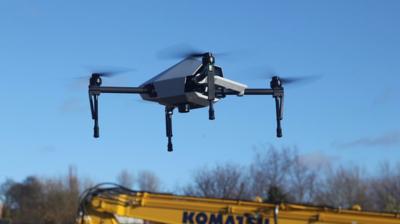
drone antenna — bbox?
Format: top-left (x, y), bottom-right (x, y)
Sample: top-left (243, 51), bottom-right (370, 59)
top-left (165, 106), bottom-right (174, 152)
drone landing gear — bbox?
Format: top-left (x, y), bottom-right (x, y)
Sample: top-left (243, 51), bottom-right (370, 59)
top-left (270, 76), bottom-right (284, 138)
top-left (165, 106), bottom-right (174, 152)
top-left (208, 100), bottom-right (215, 120)
top-left (88, 73), bottom-right (151, 140)
top-left (88, 74), bottom-right (102, 138)
top-left (89, 94), bottom-right (100, 138)
top-left (206, 54), bottom-right (216, 121)
top-left (274, 95), bottom-right (283, 138)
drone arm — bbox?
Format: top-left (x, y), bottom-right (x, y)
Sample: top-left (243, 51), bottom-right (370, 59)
top-left (217, 88), bottom-right (274, 95)
top-left (89, 86), bottom-right (150, 95)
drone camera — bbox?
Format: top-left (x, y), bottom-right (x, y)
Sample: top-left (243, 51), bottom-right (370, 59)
top-left (178, 104), bottom-right (190, 113)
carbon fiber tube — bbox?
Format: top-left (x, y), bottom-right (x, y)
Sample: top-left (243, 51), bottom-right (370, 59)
top-left (217, 88), bottom-right (275, 95)
top-left (89, 86), bottom-right (149, 94)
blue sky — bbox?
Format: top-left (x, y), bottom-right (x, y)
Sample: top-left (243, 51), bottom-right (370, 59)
top-left (1, 0), bottom-right (399, 189)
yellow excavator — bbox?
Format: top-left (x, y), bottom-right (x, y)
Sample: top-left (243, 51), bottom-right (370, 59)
top-left (76, 183), bottom-right (400, 224)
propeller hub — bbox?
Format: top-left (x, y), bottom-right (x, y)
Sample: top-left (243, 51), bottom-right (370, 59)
top-left (90, 74), bottom-right (102, 86)
top-left (202, 53), bottom-right (215, 65)
top-left (270, 76), bottom-right (282, 88)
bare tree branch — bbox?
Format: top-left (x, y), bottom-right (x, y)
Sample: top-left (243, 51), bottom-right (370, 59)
top-left (183, 163), bottom-right (250, 200)
top-left (137, 170), bottom-right (161, 192)
top-left (116, 169), bottom-right (134, 189)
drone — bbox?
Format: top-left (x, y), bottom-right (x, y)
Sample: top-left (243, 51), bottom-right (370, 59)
top-left (88, 52), bottom-right (286, 152)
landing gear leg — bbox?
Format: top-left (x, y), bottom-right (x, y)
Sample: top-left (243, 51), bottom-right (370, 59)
top-left (165, 107), bottom-right (174, 152)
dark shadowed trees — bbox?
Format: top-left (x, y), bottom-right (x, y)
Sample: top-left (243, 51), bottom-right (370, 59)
top-left (2, 176), bottom-right (46, 224)
top-left (0, 168), bottom-right (80, 224)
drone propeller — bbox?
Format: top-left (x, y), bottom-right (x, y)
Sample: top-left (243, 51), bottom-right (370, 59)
top-left (74, 66), bottom-right (134, 80)
top-left (268, 74), bottom-right (321, 85)
top-left (90, 72), bottom-right (117, 78)
top-left (179, 51), bottom-right (229, 60)
top-left (69, 68), bottom-right (135, 91)
top-left (90, 68), bottom-right (134, 78)
top-left (157, 44), bottom-right (228, 60)
top-left (90, 67), bottom-right (134, 78)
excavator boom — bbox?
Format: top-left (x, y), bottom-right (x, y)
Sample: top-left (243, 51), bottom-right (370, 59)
top-left (77, 184), bottom-right (400, 224)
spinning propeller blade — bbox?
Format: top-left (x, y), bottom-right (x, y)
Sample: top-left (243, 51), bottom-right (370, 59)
top-left (258, 71), bottom-right (322, 86)
top-left (74, 66), bottom-right (134, 79)
top-left (250, 67), bottom-right (322, 86)
top-left (271, 74), bottom-right (322, 85)
top-left (89, 67), bottom-right (134, 78)
top-left (157, 44), bottom-right (228, 60)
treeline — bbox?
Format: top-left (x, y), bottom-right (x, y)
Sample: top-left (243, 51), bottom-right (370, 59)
top-left (0, 168), bottom-right (162, 224)
top-left (183, 147), bottom-right (400, 212)
top-left (0, 167), bottom-right (80, 224)
top-left (1, 147), bottom-right (400, 224)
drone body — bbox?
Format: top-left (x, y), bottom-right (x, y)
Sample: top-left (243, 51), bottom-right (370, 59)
top-left (139, 57), bottom-right (247, 112)
top-left (88, 53), bottom-right (284, 151)
top-left (140, 58), bottom-right (210, 109)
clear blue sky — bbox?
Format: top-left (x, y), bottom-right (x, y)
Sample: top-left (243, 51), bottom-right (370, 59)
top-left (1, 0), bottom-right (399, 189)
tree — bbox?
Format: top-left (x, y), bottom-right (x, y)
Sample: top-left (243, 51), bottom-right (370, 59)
top-left (137, 170), bottom-right (161, 192)
top-left (2, 176), bottom-right (45, 224)
top-left (314, 166), bottom-right (370, 209)
top-left (41, 177), bottom-right (79, 224)
top-left (266, 185), bottom-right (288, 203)
top-left (287, 153), bottom-right (318, 203)
top-left (249, 146), bottom-right (296, 200)
top-left (0, 168), bottom-right (81, 224)
top-left (183, 163), bottom-right (250, 200)
top-left (0, 179), bottom-right (16, 220)
top-left (116, 169), bottom-right (134, 189)
top-left (248, 146), bottom-right (322, 204)
top-left (370, 162), bottom-right (400, 212)
top-left (41, 166), bottom-right (79, 224)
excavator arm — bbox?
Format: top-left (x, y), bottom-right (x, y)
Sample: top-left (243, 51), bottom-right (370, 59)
top-left (76, 184), bottom-right (400, 224)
